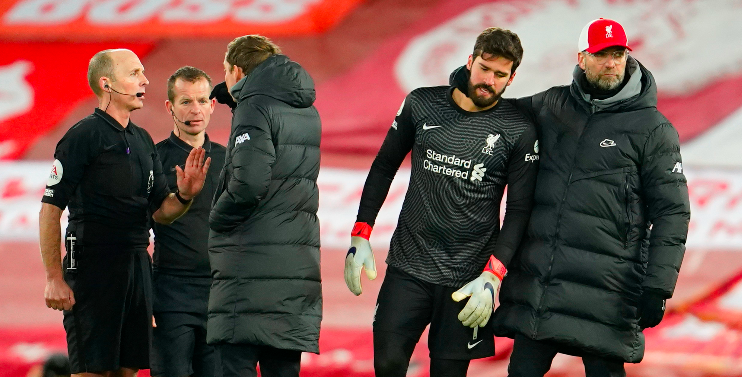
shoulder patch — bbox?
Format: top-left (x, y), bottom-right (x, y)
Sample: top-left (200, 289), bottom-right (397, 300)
top-left (47, 159), bottom-right (63, 186)
top-left (235, 132), bottom-right (250, 145)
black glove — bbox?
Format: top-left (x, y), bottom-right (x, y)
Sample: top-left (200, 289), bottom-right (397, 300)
top-left (42, 353), bottom-right (70, 377)
top-left (638, 288), bottom-right (667, 329)
top-left (210, 82), bottom-right (237, 109)
top-left (449, 65), bottom-right (470, 96)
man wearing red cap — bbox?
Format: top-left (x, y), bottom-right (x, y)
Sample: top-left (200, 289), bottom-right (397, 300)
top-left (448, 18), bottom-right (690, 377)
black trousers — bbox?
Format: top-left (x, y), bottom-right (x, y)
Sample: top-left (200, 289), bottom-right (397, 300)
top-left (508, 334), bottom-right (626, 377)
top-left (216, 344), bottom-right (301, 377)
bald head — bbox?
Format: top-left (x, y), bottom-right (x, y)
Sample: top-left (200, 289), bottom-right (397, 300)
top-left (87, 49), bottom-right (138, 97)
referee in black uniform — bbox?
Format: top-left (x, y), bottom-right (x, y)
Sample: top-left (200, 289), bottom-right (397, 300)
top-left (39, 49), bottom-right (210, 377)
top-left (150, 66), bottom-right (226, 377)
top-left (344, 28), bottom-right (538, 377)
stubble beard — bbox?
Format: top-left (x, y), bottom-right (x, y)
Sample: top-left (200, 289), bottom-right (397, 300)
top-left (467, 80), bottom-right (506, 109)
top-left (585, 66), bottom-right (625, 91)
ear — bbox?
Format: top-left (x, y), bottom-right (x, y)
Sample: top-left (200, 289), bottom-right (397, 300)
top-left (165, 100), bottom-right (173, 114)
top-left (208, 98), bottom-right (216, 113)
top-left (234, 66), bottom-right (245, 81)
top-left (99, 77), bottom-right (109, 92)
top-left (577, 52), bottom-right (586, 70)
top-left (466, 55), bottom-right (474, 71)
top-left (506, 71), bottom-right (517, 86)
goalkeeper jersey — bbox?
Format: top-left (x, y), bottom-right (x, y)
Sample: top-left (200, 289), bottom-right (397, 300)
top-left (357, 86), bottom-right (538, 287)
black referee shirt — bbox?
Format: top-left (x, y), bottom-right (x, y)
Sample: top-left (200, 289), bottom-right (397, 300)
top-left (152, 132), bottom-right (226, 277)
top-left (357, 86), bottom-right (539, 287)
top-left (42, 108), bottom-right (170, 247)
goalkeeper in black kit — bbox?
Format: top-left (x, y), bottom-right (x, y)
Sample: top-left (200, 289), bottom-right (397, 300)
top-left (345, 28), bottom-right (539, 377)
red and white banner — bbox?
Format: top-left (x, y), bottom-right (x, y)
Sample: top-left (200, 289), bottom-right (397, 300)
top-left (0, 0), bottom-right (363, 39)
top-left (0, 42), bottom-right (154, 160)
top-left (316, 0), bottom-right (742, 161)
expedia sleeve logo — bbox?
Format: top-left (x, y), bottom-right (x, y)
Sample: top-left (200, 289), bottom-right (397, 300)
top-left (525, 140), bottom-right (539, 162)
top-left (235, 132), bottom-right (250, 145)
top-left (47, 159), bottom-right (63, 186)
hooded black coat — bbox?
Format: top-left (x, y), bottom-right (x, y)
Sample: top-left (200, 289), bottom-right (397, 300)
top-left (207, 55), bottom-right (322, 353)
top-left (493, 57), bottom-right (690, 362)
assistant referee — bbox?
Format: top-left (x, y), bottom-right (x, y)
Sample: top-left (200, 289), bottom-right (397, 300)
top-left (39, 49), bottom-right (210, 377)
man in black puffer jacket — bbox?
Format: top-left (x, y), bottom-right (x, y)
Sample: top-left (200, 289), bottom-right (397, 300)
top-left (452, 18), bottom-right (690, 377)
top-left (207, 35), bottom-right (321, 377)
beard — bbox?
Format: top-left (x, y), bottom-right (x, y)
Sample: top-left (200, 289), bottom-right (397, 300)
top-left (467, 80), bottom-right (506, 109)
top-left (584, 66), bottom-right (625, 91)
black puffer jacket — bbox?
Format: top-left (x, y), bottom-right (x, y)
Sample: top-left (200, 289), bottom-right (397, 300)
top-left (207, 55), bottom-right (322, 353)
top-left (493, 57), bottom-right (690, 362)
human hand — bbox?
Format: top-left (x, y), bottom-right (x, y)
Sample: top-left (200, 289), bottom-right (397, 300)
top-left (210, 82), bottom-right (237, 109)
top-left (452, 271), bottom-right (500, 328)
top-left (176, 147), bottom-right (211, 200)
top-left (344, 222), bottom-right (377, 296)
top-left (45, 275), bottom-right (75, 311)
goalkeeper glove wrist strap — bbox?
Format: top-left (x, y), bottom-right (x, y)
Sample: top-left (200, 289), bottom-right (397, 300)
top-left (351, 222), bottom-right (373, 240)
top-left (483, 255), bottom-right (507, 281)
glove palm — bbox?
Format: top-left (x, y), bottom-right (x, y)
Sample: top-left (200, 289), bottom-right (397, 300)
top-left (452, 271), bottom-right (500, 328)
top-left (344, 236), bottom-right (377, 296)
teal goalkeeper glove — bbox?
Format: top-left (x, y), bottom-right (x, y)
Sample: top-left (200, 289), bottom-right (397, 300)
top-left (452, 255), bottom-right (506, 328)
top-left (344, 222), bottom-right (377, 296)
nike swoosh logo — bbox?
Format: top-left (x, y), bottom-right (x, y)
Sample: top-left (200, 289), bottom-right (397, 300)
top-left (422, 123), bottom-right (441, 130)
top-left (467, 340), bottom-right (483, 349)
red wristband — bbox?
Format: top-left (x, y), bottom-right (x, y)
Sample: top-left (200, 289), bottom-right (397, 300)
top-left (483, 255), bottom-right (507, 281)
top-left (351, 222), bottom-right (373, 240)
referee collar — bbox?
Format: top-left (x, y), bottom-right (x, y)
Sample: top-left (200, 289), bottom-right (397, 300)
top-left (168, 131), bottom-right (212, 153)
top-left (94, 108), bottom-right (135, 134)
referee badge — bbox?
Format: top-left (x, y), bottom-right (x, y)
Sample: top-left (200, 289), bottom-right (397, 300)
top-left (47, 159), bottom-right (63, 186)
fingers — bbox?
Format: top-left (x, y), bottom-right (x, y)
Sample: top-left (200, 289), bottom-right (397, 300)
top-left (462, 298), bottom-right (487, 328)
top-left (174, 164), bottom-right (184, 180)
top-left (184, 147), bottom-right (206, 170)
top-left (458, 297), bottom-right (478, 325)
top-left (63, 291), bottom-right (76, 311)
top-left (344, 253), bottom-right (362, 296)
top-left (45, 280), bottom-right (75, 311)
top-left (478, 305), bottom-right (492, 328)
top-left (185, 146), bottom-right (197, 167)
top-left (363, 252), bottom-right (377, 280)
top-left (451, 283), bottom-right (473, 302)
top-left (202, 156), bottom-right (211, 175)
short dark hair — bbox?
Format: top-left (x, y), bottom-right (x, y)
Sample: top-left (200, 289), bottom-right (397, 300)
top-left (472, 27), bottom-right (523, 74)
top-left (88, 49), bottom-right (116, 97)
top-left (225, 35), bottom-right (281, 76)
top-left (167, 66), bottom-right (212, 103)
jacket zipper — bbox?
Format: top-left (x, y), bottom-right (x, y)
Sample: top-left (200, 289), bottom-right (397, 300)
top-left (624, 173), bottom-right (631, 248)
top-left (534, 114), bottom-right (592, 338)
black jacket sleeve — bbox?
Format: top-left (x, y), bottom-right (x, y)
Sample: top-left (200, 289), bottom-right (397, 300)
top-left (210, 103), bottom-right (276, 232)
top-left (640, 123), bottom-right (691, 298)
top-left (491, 124), bottom-right (539, 267)
top-left (356, 95), bottom-right (416, 226)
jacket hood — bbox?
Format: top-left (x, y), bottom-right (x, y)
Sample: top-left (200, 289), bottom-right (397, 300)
top-left (570, 56), bottom-right (657, 112)
top-left (230, 54), bottom-right (316, 108)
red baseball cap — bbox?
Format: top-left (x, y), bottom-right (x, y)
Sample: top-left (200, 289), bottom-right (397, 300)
top-left (578, 18), bottom-right (631, 53)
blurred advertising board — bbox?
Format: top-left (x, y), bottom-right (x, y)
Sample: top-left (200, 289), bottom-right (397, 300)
top-left (0, 0), bottom-right (363, 39)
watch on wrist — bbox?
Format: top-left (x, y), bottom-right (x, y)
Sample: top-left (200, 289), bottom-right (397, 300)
top-left (175, 190), bottom-right (192, 205)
